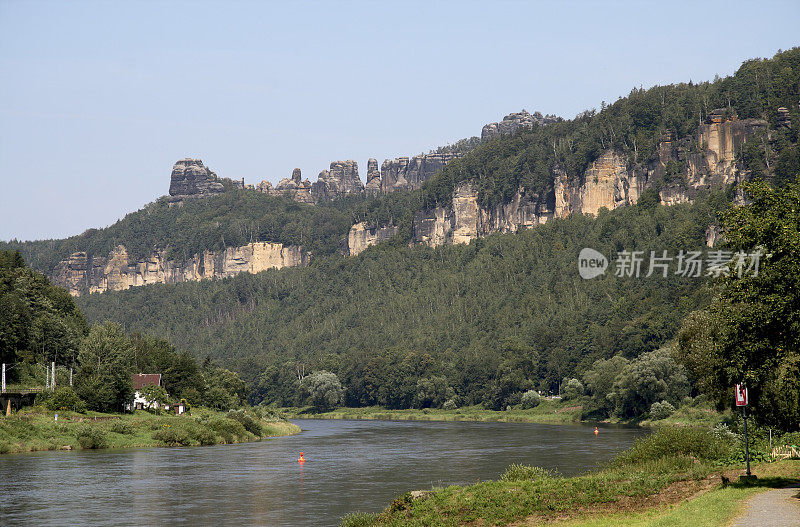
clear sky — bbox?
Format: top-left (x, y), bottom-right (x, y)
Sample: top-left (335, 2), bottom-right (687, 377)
top-left (1, 0), bottom-right (798, 241)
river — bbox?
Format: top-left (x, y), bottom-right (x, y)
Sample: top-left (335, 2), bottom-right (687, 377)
top-left (0, 418), bottom-right (647, 526)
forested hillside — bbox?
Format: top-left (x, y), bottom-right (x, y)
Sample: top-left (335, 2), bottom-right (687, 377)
top-left (78, 192), bottom-right (726, 408)
top-left (4, 49), bottom-right (798, 277)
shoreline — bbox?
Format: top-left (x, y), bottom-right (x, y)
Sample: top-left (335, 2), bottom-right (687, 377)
top-left (0, 407), bottom-right (301, 455)
top-left (282, 402), bottom-right (725, 429)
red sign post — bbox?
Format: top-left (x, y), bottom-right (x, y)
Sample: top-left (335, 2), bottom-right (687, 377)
top-left (735, 384), bottom-right (748, 406)
top-left (735, 384), bottom-right (752, 476)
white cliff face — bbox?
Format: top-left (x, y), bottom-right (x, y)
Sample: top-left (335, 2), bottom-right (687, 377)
top-left (52, 242), bottom-right (310, 296)
top-left (347, 223), bottom-right (400, 256)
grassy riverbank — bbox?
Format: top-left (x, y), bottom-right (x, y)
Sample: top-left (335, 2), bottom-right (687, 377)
top-left (0, 406), bottom-right (300, 454)
top-left (285, 400), bottom-right (729, 428)
top-left (340, 427), bottom-right (800, 527)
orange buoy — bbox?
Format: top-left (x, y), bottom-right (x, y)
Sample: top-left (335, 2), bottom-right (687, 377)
top-left (298, 452), bottom-right (306, 464)
top-left (594, 426), bottom-right (599, 436)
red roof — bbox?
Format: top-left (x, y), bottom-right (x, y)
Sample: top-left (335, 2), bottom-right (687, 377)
top-left (132, 374), bottom-right (162, 390)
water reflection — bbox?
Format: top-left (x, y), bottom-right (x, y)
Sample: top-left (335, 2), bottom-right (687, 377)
top-left (0, 419), bottom-right (646, 526)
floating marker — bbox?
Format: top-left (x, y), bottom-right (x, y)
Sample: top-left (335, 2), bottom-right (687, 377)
top-left (298, 452), bottom-right (306, 464)
top-left (594, 426), bottom-right (599, 436)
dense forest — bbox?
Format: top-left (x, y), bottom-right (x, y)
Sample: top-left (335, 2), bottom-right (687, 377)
top-left (0, 251), bottom-right (248, 412)
top-left (78, 192), bottom-right (726, 410)
top-left (2, 49), bottom-right (799, 428)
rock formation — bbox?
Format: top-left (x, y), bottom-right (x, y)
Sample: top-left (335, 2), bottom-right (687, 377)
top-left (481, 110), bottom-right (559, 140)
top-left (257, 168), bottom-right (314, 203)
top-left (167, 159), bottom-right (225, 202)
top-left (53, 242), bottom-right (310, 296)
top-left (349, 115), bottom-right (769, 254)
top-left (365, 158), bottom-right (382, 196)
top-left (380, 153), bottom-right (463, 193)
top-left (311, 160), bottom-right (364, 200)
top-left (348, 222), bottom-right (400, 255)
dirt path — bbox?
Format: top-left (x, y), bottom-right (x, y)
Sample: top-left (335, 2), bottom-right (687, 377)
top-left (729, 484), bottom-right (800, 527)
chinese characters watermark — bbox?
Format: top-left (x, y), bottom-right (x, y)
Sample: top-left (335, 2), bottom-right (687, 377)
top-left (578, 248), bottom-right (764, 279)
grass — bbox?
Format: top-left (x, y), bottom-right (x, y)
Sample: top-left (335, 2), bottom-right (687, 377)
top-left (339, 426), bottom-right (800, 527)
top-left (0, 406), bottom-right (300, 454)
top-left (285, 401), bottom-right (585, 424)
top-left (560, 461), bottom-right (800, 527)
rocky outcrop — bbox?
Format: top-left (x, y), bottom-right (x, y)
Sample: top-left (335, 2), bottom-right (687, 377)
top-left (481, 110), bottom-right (558, 140)
top-left (365, 158), bottom-right (382, 196)
top-left (167, 159), bottom-right (225, 202)
top-left (53, 242), bottom-right (310, 296)
top-left (411, 181), bottom-right (554, 248)
top-left (257, 168), bottom-right (314, 203)
top-left (380, 153), bottom-right (462, 193)
top-left (311, 160), bottom-right (364, 200)
top-left (348, 222), bottom-right (400, 255)
top-left (349, 115), bottom-right (769, 253)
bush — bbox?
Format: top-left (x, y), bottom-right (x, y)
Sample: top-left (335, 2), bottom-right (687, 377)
top-left (500, 463), bottom-right (558, 482)
top-left (207, 416), bottom-right (247, 443)
top-left (562, 378), bottom-right (584, 400)
top-left (227, 410), bottom-right (263, 436)
top-left (442, 398), bottom-right (459, 410)
top-left (44, 387), bottom-right (86, 412)
top-left (190, 426), bottom-right (218, 446)
top-left (614, 427), bottom-right (734, 466)
top-left (340, 512), bottom-right (378, 527)
top-left (76, 426), bottom-right (108, 449)
top-left (520, 390), bottom-right (541, 409)
top-left (153, 426), bottom-right (192, 446)
top-left (109, 420), bottom-right (135, 435)
top-left (649, 400), bottom-right (676, 420)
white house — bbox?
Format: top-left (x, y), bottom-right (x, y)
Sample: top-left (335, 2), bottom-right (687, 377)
top-left (130, 373), bottom-right (163, 410)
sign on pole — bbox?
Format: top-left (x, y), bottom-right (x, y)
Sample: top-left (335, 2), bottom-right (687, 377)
top-left (735, 384), bottom-right (748, 406)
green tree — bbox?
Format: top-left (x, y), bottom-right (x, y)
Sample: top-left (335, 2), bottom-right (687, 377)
top-left (139, 383), bottom-right (169, 410)
top-left (677, 180), bottom-right (800, 430)
top-left (582, 355), bottom-right (630, 418)
top-left (608, 347), bottom-right (689, 418)
top-left (74, 322), bottom-right (135, 412)
top-left (302, 370), bottom-right (344, 411)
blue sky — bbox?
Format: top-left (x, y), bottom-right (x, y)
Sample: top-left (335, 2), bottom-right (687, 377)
top-left (1, 0), bottom-right (798, 241)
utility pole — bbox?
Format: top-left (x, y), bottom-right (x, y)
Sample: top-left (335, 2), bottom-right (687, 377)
top-left (51, 361), bottom-right (56, 391)
top-left (743, 404), bottom-right (751, 476)
top-left (2, 363), bottom-right (5, 392)
top-left (70, 368), bottom-right (73, 387)
top-left (46, 364), bottom-right (50, 390)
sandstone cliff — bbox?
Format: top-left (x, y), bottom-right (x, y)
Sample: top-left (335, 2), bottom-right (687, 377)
top-left (349, 115), bottom-right (768, 253)
top-left (53, 242), bottom-right (310, 296)
top-left (167, 158), bottom-right (225, 202)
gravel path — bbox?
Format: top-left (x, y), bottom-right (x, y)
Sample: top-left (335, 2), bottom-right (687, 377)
top-left (730, 484), bottom-right (800, 527)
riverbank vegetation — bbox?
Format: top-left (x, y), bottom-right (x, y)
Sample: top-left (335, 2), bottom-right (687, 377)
top-left (340, 426), bottom-right (800, 526)
top-left (0, 406), bottom-right (299, 454)
top-left (286, 393), bottom-right (731, 429)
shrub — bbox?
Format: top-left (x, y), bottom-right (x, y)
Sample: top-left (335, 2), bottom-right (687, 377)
top-left (614, 427), bottom-right (734, 466)
top-left (44, 387), bottom-right (86, 412)
top-left (76, 426), bottom-right (108, 449)
top-left (520, 390), bottom-right (541, 409)
top-left (109, 421), bottom-right (135, 435)
top-left (561, 378), bottom-right (584, 400)
top-left (190, 426), bottom-right (218, 446)
top-left (207, 417), bottom-right (247, 443)
top-left (649, 400), bottom-right (676, 420)
top-left (153, 426), bottom-right (192, 446)
top-left (500, 463), bottom-right (558, 482)
top-left (442, 398), bottom-right (459, 410)
top-left (227, 410), bottom-right (262, 436)
top-left (340, 512), bottom-right (378, 527)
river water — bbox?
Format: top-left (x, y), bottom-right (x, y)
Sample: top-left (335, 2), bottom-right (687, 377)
top-left (0, 418), bottom-right (646, 526)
